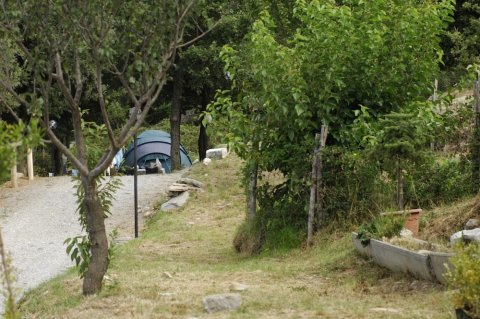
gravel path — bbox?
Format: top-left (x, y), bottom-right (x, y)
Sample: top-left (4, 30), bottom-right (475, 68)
top-left (0, 172), bottom-right (182, 313)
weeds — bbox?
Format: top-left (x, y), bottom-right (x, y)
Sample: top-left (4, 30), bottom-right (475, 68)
top-left (0, 229), bottom-right (20, 319)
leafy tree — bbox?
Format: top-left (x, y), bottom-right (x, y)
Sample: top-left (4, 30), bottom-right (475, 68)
top-left (0, 0), bottom-right (195, 295)
top-left (441, 0), bottom-right (480, 85)
top-left (373, 112), bottom-right (428, 210)
top-left (164, 0), bottom-right (263, 165)
top-left (208, 0), bottom-right (454, 251)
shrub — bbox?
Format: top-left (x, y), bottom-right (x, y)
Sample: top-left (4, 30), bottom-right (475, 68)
top-left (446, 243), bottom-right (480, 318)
top-left (405, 155), bottom-right (474, 208)
top-left (356, 214), bottom-right (405, 246)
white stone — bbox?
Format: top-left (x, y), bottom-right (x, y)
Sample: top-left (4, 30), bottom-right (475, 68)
top-left (400, 228), bottom-right (414, 238)
top-left (206, 148), bottom-right (228, 159)
top-left (202, 293), bottom-right (241, 313)
top-left (203, 158), bottom-right (212, 166)
top-left (450, 228), bottom-right (480, 245)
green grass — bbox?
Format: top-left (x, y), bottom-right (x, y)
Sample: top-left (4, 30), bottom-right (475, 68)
top-left (18, 155), bottom-right (455, 318)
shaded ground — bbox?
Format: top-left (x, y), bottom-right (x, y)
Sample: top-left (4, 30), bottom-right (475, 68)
top-left (0, 171), bottom-right (182, 313)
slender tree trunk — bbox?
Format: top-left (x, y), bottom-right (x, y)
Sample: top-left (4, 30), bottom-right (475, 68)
top-left (82, 178), bottom-right (109, 295)
top-left (54, 146), bottom-right (64, 176)
top-left (198, 119), bottom-right (208, 161)
top-left (396, 158), bottom-right (404, 211)
top-left (247, 162), bottom-right (258, 221)
top-left (170, 66), bottom-right (184, 171)
top-left (198, 97), bottom-right (209, 161)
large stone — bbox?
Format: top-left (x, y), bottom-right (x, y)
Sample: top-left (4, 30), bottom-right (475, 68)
top-left (160, 191), bottom-right (190, 212)
top-left (177, 177), bottom-right (204, 188)
top-left (206, 148), bottom-right (228, 159)
top-left (465, 218), bottom-right (480, 230)
top-left (202, 293), bottom-right (242, 313)
top-left (450, 228), bottom-right (480, 245)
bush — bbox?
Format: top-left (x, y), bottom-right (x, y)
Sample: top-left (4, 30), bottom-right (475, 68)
top-left (446, 243), bottom-right (480, 318)
top-left (405, 155), bottom-right (474, 208)
top-left (356, 214), bottom-right (405, 246)
top-left (322, 147), bottom-right (393, 225)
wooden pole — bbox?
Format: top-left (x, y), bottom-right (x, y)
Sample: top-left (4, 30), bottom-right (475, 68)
top-left (247, 162), bottom-right (258, 221)
top-left (473, 74), bottom-right (480, 192)
top-left (10, 164), bottom-right (17, 188)
top-left (307, 134), bottom-right (321, 246)
top-left (27, 148), bottom-right (34, 181)
top-left (316, 125), bottom-right (328, 232)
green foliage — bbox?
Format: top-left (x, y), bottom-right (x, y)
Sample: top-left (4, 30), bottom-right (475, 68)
top-left (446, 243), bottom-right (480, 317)
top-left (356, 215), bottom-right (405, 246)
top-left (66, 174), bottom-right (122, 278)
top-left (207, 0), bottom-right (454, 251)
top-left (66, 114), bottom-right (122, 277)
top-left (0, 119), bottom-right (42, 181)
top-left (64, 236), bottom-right (90, 279)
top-left (375, 112), bottom-right (427, 163)
top-left (442, 0), bottom-right (480, 84)
top-left (405, 155), bottom-right (474, 207)
top-left (322, 147), bottom-right (390, 224)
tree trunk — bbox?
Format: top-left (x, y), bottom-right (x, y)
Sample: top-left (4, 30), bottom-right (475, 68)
top-left (170, 66), bottom-right (184, 171)
top-left (82, 178), bottom-right (109, 295)
top-left (247, 162), bottom-right (258, 221)
top-left (396, 158), bottom-right (404, 211)
top-left (198, 119), bottom-right (208, 161)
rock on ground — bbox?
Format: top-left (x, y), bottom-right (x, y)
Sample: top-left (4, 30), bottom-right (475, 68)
top-left (206, 148), bottom-right (228, 160)
top-left (161, 191), bottom-right (190, 211)
top-left (202, 293), bottom-right (242, 313)
top-left (450, 228), bottom-right (480, 244)
top-left (465, 218), bottom-right (480, 230)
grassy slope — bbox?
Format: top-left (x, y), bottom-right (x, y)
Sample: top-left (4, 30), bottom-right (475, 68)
top-left (19, 155), bottom-right (454, 319)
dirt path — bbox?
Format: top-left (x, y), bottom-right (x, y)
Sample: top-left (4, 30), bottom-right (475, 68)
top-left (0, 172), bottom-right (182, 312)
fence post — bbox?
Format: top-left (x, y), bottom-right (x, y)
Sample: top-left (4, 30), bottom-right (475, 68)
top-left (473, 74), bottom-right (480, 192)
top-left (27, 148), bottom-right (34, 181)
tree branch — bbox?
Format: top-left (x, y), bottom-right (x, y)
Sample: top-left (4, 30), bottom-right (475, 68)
top-left (0, 96), bottom-right (20, 122)
top-left (92, 49), bottom-right (117, 148)
top-left (52, 52), bottom-right (77, 110)
top-left (176, 19), bottom-right (220, 49)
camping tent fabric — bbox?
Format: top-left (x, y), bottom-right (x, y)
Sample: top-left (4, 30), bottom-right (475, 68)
top-left (122, 130), bottom-right (192, 173)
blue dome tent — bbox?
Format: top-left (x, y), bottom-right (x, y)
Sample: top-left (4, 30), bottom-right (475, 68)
top-left (122, 130), bottom-right (192, 173)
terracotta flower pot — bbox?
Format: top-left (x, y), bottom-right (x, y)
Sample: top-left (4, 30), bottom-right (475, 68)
top-left (403, 209), bottom-right (422, 235)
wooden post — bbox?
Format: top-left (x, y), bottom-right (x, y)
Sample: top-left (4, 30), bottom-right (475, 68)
top-left (316, 125), bottom-right (328, 232)
top-left (473, 74), bottom-right (480, 192)
top-left (396, 157), bottom-right (404, 210)
top-left (10, 164), bottom-right (17, 188)
top-left (307, 134), bottom-right (321, 246)
top-left (430, 79), bottom-right (438, 151)
top-left (247, 162), bottom-right (258, 221)
top-left (27, 148), bottom-right (34, 181)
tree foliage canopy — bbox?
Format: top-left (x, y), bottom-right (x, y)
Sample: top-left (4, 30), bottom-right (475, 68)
top-left (209, 0), bottom-right (455, 175)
